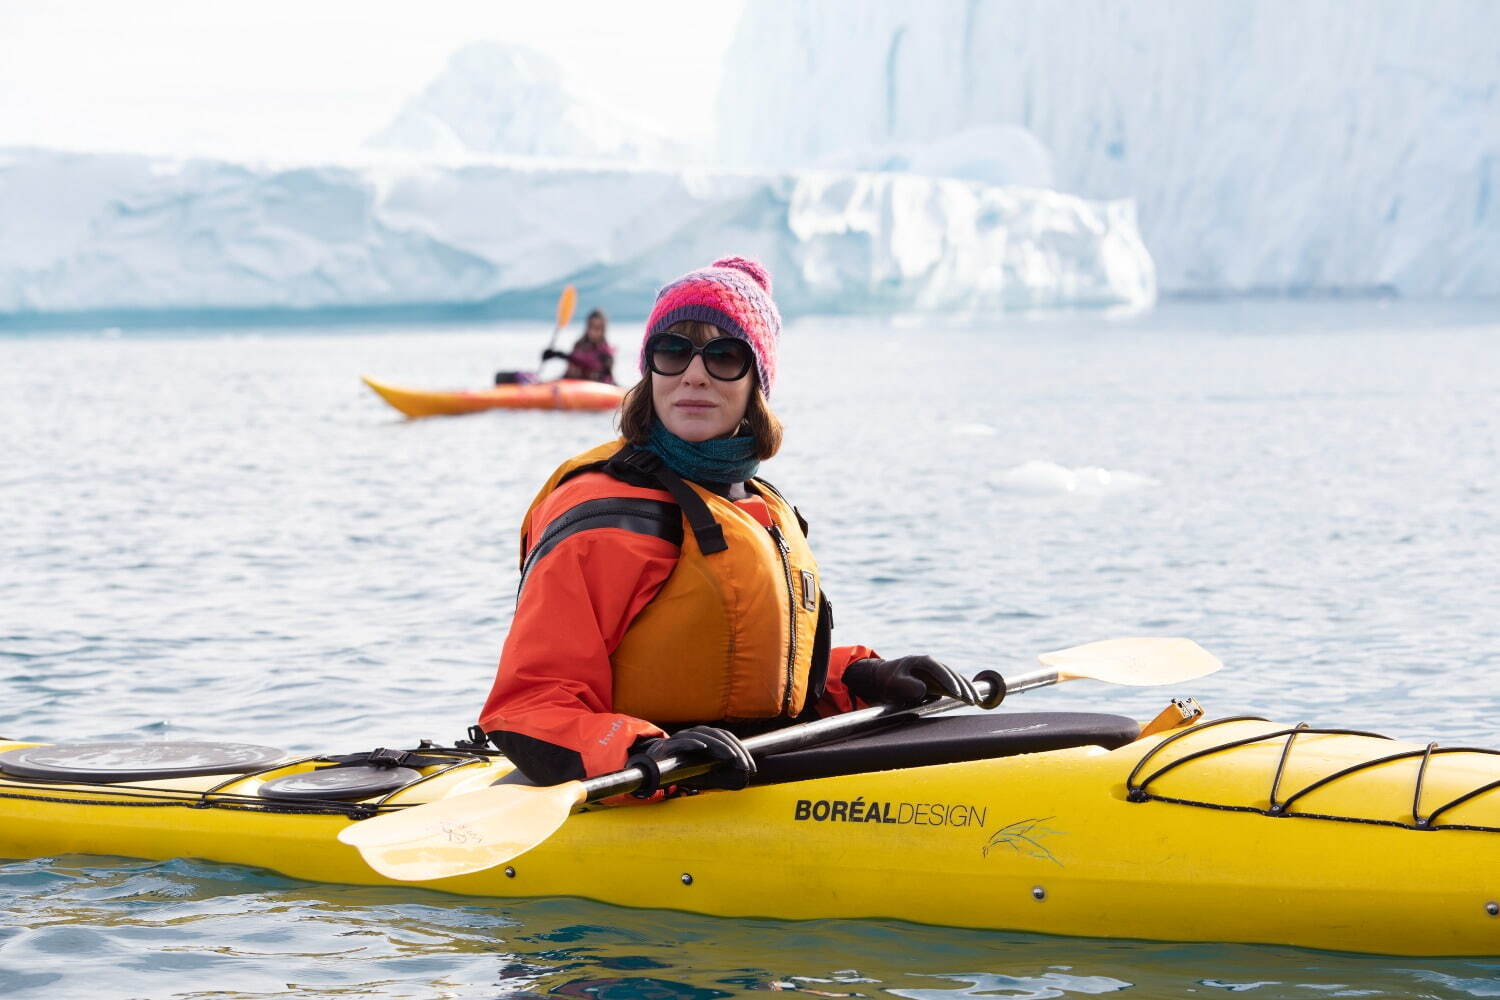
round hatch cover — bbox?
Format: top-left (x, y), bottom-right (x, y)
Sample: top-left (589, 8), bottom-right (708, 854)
top-left (258, 765), bottom-right (420, 802)
top-left (0, 741), bottom-right (288, 783)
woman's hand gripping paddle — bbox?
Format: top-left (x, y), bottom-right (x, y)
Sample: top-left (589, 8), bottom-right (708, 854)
top-left (338, 636), bottom-right (1221, 881)
top-left (538, 285), bottom-right (578, 371)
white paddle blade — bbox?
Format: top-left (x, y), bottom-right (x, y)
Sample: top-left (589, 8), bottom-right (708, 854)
top-left (337, 780), bottom-right (587, 881)
top-left (1038, 637), bottom-right (1221, 686)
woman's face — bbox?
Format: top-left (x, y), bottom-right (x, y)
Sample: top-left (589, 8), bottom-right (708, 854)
top-left (585, 317), bottom-right (606, 343)
top-left (650, 325), bottom-right (754, 442)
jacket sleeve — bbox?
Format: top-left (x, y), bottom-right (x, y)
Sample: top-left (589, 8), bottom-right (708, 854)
top-left (479, 523), bottom-right (680, 782)
top-left (812, 643), bottom-right (879, 716)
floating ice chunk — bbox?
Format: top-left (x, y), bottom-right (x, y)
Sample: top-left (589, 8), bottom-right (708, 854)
top-left (994, 460), bottom-right (1158, 496)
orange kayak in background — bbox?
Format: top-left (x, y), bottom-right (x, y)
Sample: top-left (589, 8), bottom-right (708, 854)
top-left (361, 375), bottom-right (627, 418)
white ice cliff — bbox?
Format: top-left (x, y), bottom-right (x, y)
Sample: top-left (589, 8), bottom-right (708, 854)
top-left (718, 0), bottom-right (1500, 298)
top-left (813, 124), bottom-right (1056, 191)
top-left (0, 148), bottom-right (1154, 319)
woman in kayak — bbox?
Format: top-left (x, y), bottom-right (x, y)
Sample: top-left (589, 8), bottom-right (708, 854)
top-left (544, 308), bottom-right (615, 383)
top-left (480, 257), bottom-right (978, 792)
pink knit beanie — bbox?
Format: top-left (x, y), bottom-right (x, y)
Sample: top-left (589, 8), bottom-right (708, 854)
top-left (640, 256), bottom-right (782, 395)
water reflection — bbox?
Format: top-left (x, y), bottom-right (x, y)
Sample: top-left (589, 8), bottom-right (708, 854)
top-left (3, 850), bottom-right (1500, 998)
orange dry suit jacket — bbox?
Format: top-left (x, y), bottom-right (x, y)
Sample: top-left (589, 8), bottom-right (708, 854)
top-left (479, 440), bottom-right (873, 783)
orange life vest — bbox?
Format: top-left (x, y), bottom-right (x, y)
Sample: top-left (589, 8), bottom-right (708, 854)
top-left (519, 439), bottom-right (828, 724)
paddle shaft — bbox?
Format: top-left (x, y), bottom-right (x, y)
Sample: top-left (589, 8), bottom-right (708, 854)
top-left (542, 322), bottom-right (566, 357)
top-left (574, 669), bottom-right (1061, 802)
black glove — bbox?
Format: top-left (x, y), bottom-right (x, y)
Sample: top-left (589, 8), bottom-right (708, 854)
top-left (843, 655), bottom-right (981, 709)
top-left (541, 348), bottom-right (570, 361)
top-left (626, 725), bottom-right (756, 796)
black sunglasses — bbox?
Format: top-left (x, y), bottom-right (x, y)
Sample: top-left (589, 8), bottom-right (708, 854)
top-left (645, 332), bottom-right (755, 382)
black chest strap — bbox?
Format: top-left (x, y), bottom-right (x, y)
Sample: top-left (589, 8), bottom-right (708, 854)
top-left (600, 446), bottom-right (729, 555)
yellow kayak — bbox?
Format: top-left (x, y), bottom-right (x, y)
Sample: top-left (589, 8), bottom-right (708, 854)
top-left (2, 711), bottom-right (1498, 956)
top-left (362, 375), bottom-right (626, 417)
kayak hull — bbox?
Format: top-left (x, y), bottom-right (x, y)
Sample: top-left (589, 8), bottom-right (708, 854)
top-left (361, 375), bottom-right (626, 417)
top-left (3, 718), bottom-right (1499, 956)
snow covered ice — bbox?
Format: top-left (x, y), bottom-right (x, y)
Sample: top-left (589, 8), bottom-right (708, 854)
top-left (0, 148), bottom-right (1154, 319)
top-left (0, 29), bottom-right (1157, 322)
top-left (718, 0), bottom-right (1500, 299)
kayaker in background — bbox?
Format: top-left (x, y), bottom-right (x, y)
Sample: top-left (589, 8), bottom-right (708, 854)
top-left (543, 308), bottom-right (615, 383)
top-left (480, 256), bottom-right (979, 793)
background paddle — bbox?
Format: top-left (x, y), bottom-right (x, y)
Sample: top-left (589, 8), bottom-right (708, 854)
top-left (538, 284), bottom-right (578, 373)
top-left (340, 636), bottom-right (1220, 881)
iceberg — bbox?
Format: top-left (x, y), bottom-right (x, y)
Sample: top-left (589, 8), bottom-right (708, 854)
top-left (0, 147), bottom-right (1154, 322)
top-left (718, 0), bottom-right (1500, 299)
top-left (368, 42), bottom-right (688, 164)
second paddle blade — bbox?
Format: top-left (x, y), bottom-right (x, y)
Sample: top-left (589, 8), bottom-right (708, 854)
top-left (556, 285), bottom-right (578, 328)
top-left (1038, 637), bottom-right (1222, 685)
top-left (337, 780), bottom-right (588, 882)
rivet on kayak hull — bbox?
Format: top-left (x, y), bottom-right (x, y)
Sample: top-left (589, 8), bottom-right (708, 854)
top-left (504, 867), bottom-right (516, 879)
top-left (681, 874), bottom-right (694, 886)
top-left (1032, 886), bottom-right (1046, 901)
top-left (1487, 901), bottom-right (1498, 917)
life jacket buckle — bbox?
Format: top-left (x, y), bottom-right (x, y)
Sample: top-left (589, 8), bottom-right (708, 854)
top-left (799, 570), bottom-right (818, 611)
top-left (609, 446), bottom-right (662, 477)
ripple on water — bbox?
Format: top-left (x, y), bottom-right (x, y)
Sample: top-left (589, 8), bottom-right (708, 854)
top-left (3, 305), bottom-right (1500, 996)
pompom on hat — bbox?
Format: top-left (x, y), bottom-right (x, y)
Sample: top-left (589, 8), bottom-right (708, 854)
top-left (641, 256), bottom-right (783, 395)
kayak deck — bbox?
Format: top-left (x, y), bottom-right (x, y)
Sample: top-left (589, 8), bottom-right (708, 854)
top-left (362, 375), bottom-right (626, 417)
top-left (2, 714), bottom-right (1499, 956)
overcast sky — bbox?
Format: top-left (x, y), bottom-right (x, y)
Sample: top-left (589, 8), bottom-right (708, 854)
top-left (0, 0), bottom-right (745, 158)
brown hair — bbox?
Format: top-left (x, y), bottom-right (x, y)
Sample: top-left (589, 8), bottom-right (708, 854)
top-left (617, 321), bottom-right (783, 460)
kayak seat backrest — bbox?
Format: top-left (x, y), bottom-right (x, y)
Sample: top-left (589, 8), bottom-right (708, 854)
top-left (753, 711), bottom-right (1140, 785)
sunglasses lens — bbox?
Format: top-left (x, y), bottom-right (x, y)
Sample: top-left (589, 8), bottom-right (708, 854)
top-left (703, 339), bottom-right (753, 380)
top-left (647, 333), bottom-right (753, 381)
top-left (649, 335), bottom-right (694, 375)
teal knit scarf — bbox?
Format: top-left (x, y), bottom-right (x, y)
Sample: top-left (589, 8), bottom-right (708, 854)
top-left (645, 421), bottom-right (760, 485)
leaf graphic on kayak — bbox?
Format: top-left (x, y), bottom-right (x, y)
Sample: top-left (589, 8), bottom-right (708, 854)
top-left (982, 817), bottom-right (1064, 866)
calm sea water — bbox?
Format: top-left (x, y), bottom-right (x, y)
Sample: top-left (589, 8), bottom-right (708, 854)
top-left (2, 300), bottom-right (1499, 998)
